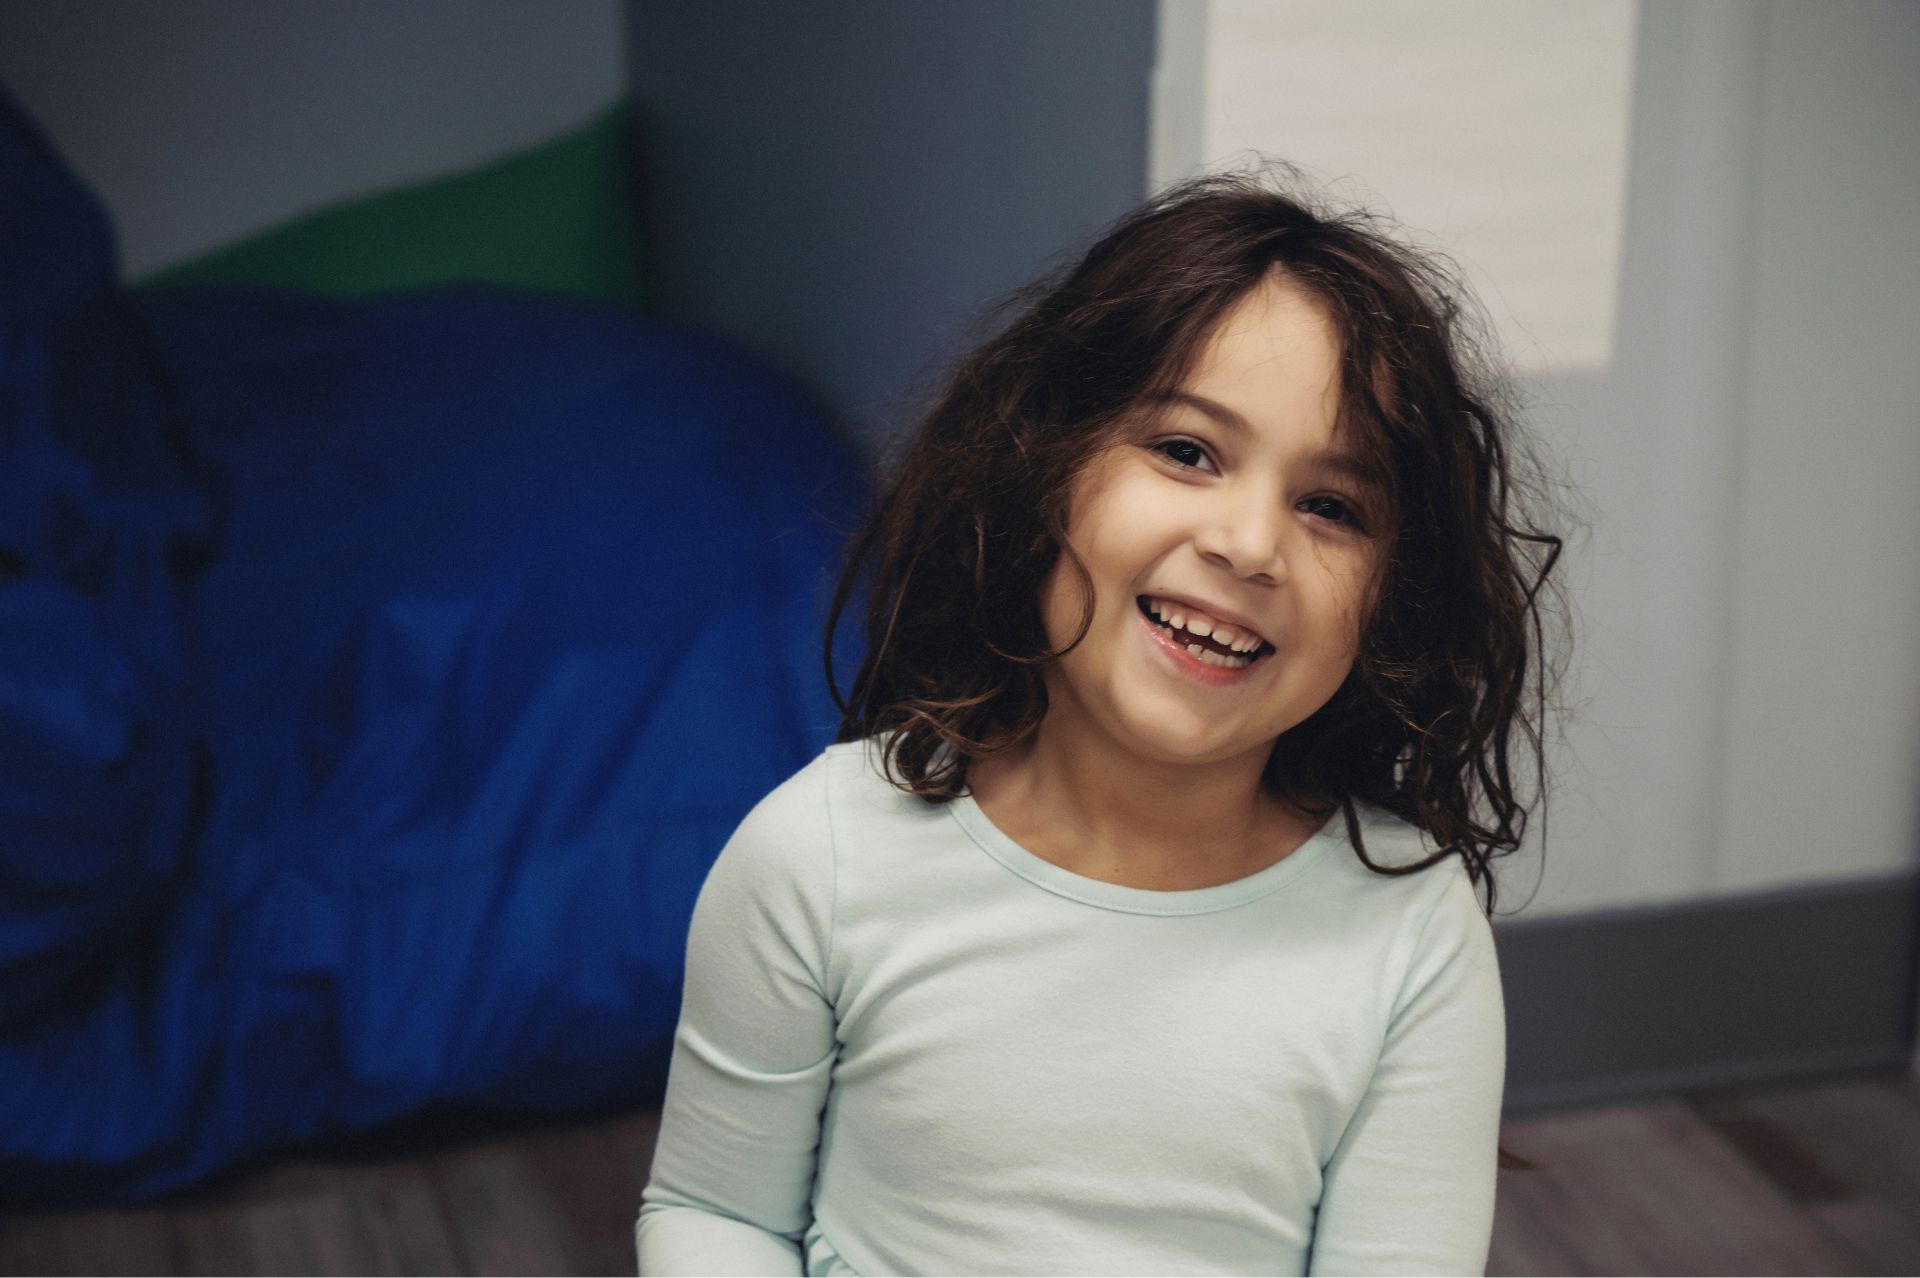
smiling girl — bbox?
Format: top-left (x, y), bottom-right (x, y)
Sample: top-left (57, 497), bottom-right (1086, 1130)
top-left (638, 171), bottom-right (1570, 1276)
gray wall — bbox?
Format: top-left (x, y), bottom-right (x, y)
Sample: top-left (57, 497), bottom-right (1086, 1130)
top-left (627, 0), bottom-right (1158, 463)
top-left (1516, 0), bottom-right (1920, 914)
top-left (0, 0), bottom-right (625, 278)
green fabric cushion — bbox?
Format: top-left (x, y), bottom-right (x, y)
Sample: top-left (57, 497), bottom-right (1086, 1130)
top-left (136, 99), bottom-right (647, 307)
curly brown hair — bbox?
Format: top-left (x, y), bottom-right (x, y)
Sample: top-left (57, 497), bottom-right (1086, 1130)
top-left (825, 166), bottom-right (1575, 925)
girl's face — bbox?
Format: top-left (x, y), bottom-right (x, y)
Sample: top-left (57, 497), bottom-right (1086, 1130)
top-left (1038, 274), bottom-right (1385, 772)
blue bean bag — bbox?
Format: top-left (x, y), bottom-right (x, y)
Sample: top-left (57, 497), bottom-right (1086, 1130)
top-left (0, 89), bottom-right (866, 1203)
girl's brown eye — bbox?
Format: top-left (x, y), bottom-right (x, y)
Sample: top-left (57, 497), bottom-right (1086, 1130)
top-left (1303, 496), bottom-right (1363, 529)
top-left (1155, 439), bottom-right (1212, 471)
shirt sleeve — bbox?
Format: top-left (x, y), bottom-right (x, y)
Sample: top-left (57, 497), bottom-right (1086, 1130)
top-left (636, 754), bottom-right (840, 1277)
top-left (1307, 862), bottom-right (1507, 1277)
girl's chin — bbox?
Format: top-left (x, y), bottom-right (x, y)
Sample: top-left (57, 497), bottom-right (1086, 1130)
top-left (1109, 708), bottom-right (1273, 767)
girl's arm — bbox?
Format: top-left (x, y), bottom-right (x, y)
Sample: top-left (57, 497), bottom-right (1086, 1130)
top-left (1307, 865), bottom-right (1507, 1277)
top-left (636, 757), bottom-right (839, 1276)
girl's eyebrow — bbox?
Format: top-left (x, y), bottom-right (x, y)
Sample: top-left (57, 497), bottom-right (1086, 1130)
top-left (1146, 391), bottom-right (1388, 490)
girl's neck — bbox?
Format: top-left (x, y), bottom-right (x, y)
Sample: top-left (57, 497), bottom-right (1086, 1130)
top-left (965, 716), bottom-right (1325, 892)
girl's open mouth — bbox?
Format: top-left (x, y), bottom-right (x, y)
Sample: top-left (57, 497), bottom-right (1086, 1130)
top-left (1135, 596), bottom-right (1274, 683)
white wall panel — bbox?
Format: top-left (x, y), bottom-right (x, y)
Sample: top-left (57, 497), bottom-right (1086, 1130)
top-left (1712, 0), bottom-right (1920, 897)
top-left (1169, 0), bottom-right (1637, 378)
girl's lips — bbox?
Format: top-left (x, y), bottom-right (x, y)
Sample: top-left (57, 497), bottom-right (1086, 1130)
top-left (1138, 607), bottom-right (1268, 687)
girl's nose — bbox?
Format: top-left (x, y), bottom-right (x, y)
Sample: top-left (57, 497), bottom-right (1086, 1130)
top-left (1193, 489), bottom-right (1287, 584)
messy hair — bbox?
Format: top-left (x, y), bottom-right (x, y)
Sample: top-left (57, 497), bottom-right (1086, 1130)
top-left (825, 166), bottom-right (1575, 920)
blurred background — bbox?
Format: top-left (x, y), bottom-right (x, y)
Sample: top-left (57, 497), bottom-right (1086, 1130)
top-left (0, 0), bottom-right (1915, 1273)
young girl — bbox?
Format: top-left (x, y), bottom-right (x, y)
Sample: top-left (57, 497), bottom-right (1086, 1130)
top-left (637, 170), bottom-right (1568, 1277)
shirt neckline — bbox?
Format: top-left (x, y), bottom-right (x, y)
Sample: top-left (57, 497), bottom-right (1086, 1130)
top-left (946, 786), bottom-right (1346, 916)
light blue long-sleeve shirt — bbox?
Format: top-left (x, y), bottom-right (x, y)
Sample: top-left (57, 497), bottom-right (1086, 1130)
top-left (638, 737), bottom-right (1506, 1276)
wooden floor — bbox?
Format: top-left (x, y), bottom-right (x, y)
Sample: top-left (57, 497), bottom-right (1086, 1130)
top-left (2, 1070), bottom-right (1915, 1275)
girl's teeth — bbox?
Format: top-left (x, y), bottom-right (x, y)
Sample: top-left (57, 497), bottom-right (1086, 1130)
top-left (1144, 597), bottom-right (1266, 658)
top-left (1212, 622), bottom-right (1254, 651)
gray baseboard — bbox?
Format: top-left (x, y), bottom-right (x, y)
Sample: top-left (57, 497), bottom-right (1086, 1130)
top-left (1493, 870), bottom-right (1919, 1114)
